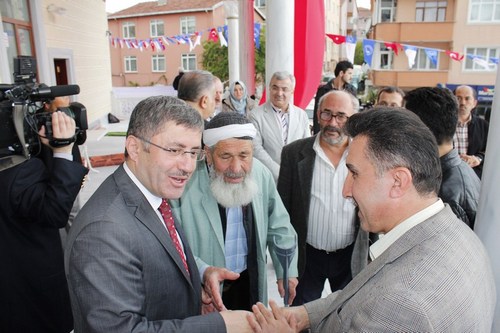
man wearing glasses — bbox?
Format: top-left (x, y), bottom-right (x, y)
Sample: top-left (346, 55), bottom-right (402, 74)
top-left (277, 90), bottom-right (369, 306)
top-left (172, 112), bottom-right (298, 311)
top-left (65, 96), bottom-right (253, 332)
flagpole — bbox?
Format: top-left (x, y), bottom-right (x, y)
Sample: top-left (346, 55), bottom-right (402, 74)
top-left (474, 64), bottom-right (500, 332)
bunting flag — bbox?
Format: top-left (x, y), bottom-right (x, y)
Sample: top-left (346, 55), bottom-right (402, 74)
top-left (363, 39), bottom-right (376, 67)
top-left (404, 45), bottom-right (417, 68)
top-left (345, 35), bottom-right (357, 64)
top-left (208, 28), bottom-right (218, 42)
top-left (424, 48), bottom-right (439, 66)
top-left (218, 27), bottom-right (227, 47)
top-left (469, 55), bottom-right (490, 69)
top-left (384, 42), bottom-right (402, 56)
top-left (254, 23), bottom-right (261, 49)
top-left (446, 50), bottom-right (464, 61)
top-left (326, 34), bottom-right (346, 44)
top-left (491, 57), bottom-right (499, 64)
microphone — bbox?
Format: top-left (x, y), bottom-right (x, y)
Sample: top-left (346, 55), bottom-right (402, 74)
top-left (30, 84), bottom-right (80, 101)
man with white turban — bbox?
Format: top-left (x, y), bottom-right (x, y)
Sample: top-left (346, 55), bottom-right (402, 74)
top-left (172, 112), bottom-right (298, 311)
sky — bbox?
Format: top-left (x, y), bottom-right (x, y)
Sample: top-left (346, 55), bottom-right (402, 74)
top-left (106, 0), bottom-right (371, 14)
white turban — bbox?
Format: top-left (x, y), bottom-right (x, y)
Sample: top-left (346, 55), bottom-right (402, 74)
top-left (203, 123), bottom-right (257, 147)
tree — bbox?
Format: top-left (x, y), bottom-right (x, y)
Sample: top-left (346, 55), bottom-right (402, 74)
top-left (201, 27), bottom-right (266, 85)
top-left (354, 41), bottom-right (364, 65)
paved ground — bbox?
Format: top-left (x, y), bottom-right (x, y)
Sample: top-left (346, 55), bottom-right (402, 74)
top-left (78, 119), bottom-right (331, 306)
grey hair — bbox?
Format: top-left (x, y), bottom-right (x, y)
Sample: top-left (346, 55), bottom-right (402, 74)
top-left (270, 71), bottom-right (296, 89)
top-left (318, 90), bottom-right (359, 114)
top-left (177, 70), bottom-right (215, 103)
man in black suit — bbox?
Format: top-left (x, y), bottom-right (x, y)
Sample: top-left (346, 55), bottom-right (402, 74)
top-left (278, 90), bottom-right (369, 306)
top-left (0, 111), bottom-right (88, 333)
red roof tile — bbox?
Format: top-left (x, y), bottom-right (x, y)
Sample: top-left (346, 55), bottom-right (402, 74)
top-left (108, 0), bottom-right (223, 18)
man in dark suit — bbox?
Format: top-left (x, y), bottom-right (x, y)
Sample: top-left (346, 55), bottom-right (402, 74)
top-left (249, 108), bottom-right (495, 332)
top-left (0, 111), bottom-right (88, 333)
top-left (278, 90), bottom-right (369, 306)
top-left (65, 96), bottom-right (253, 333)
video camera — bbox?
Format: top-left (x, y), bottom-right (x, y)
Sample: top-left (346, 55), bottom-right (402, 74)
top-left (0, 56), bottom-right (88, 171)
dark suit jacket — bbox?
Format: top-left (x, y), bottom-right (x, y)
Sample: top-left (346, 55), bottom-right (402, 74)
top-left (0, 157), bottom-right (88, 333)
top-left (466, 114), bottom-right (489, 178)
top-left (277, 136), bottom-right (369, 278)
top-left (65, 164), bottom-right (225, 333)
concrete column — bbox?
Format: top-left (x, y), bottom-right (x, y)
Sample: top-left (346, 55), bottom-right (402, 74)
top-left (238, 0), bottom-right (255, 95)
top-left (225, 1), bottom-right (240, 83)
top-left (265, 0), bottom-right (294, 93)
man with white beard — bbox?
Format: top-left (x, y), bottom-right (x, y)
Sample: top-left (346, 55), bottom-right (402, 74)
top-left (172, 112), bottom-right (298, 311)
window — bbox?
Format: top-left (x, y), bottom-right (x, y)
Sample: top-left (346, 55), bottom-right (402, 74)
top-left (152, 55), bottom-right (166, 72)
top-left (180, 16), bottom-right (195, 34)
top-left (380, 0), bottom-right (396, 22)
top-left (469, 0), bottom-right (500, 22)
top-left (125, 56), bottom-right (137, 72)
top-left (416, 1), bottom-right (447, 22)
top-left (150, 19), bottom-right (164, 37)
top-left (181, 54), bottom-right (197, 71)
top-left (379, 46), bottom-right (394, 69)
top-left (122, 22), bottom-right (136, 39)
top-left (255, 0), bottom-right (266, 7)
top-left (412, 48), bottom-right (438, 70)
top-left (464, 47), bottom-right (499, 71)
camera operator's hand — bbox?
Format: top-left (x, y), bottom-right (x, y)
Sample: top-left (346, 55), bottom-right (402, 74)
top-left (39, 111), bottom-right (75, 154)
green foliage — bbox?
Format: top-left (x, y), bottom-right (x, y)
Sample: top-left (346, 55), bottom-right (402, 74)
top-left (128, 81), bottom-right (140, 87)
top-left (201, 27), bottom-right (266, 84)
top-left (354, 41), bottom-right (364, 65)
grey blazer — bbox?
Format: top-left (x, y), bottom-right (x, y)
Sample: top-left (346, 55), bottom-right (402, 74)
top-left (249, 101), bottom-right (310, 181)
top-left (304, 205), bottom-right (496, 332)
top-left (64, 165), bottom-right (225, 333)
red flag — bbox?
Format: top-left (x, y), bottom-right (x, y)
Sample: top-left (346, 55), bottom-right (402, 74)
top-left (326, 34), bottom-right (346, 45)
top-left (208, 28), bottom-right (218, 42)
top-left (384, 42), bottom-right (402, 55)
top-left (446, 50), bottom-right (465, 61)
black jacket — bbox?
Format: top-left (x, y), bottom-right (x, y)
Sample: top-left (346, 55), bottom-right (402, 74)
top-left (465, 114), bottom-right (489, 178)
top-left (439, 149), bottom-right (480, 228)
top-left (312, 79), bottom-right (357, 134)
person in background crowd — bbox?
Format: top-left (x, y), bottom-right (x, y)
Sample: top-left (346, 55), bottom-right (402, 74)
top-left (453, 85), bottom-right (489, 178)
top-left (249, 71), bottom-right (310, 182)
top-left (405, 87), bottom-right (480, 228)
top-left (213, 76), bottom-right (224, 116)
top-left (278, 90), bottom-right (368, 306)
top-left (222, 80), bottom-right (256, 118)
top-left (173, 112), bottom-right (298, 310)
top-left (247, 108), bottom-right (496, 332)
top-left (172, 67), bottom-right (184, 91)
top-left (375, 86), bottom-right (405, 107)
top-left (312, 60), bottom-right (357, 134)
top-left (178, 70), bottom-right (216, 122)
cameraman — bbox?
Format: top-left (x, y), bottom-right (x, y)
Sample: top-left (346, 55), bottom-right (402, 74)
top-left (40, 97), bottom-right (87, 239)
top-left (0, 111), bottom-right (88, 333)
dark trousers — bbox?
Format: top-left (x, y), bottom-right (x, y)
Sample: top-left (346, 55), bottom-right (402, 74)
top-left (293, 242), bottom-right (354, 306)
top-left (222, 269), bottom-right (251, 310)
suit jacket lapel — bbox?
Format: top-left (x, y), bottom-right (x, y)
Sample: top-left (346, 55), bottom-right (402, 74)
top-left (297, 137), bottom-right (316, 219)
top-left (264, 102), bottom-right (284, 144)
top-left (114, 165), bottom-right (195, 284)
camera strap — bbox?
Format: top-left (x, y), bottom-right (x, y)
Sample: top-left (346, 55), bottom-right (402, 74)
top-left (49, 135), bottom-right (76, 148)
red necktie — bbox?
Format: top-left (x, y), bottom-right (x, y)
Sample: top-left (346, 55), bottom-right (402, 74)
top-left (159, 199), bottom-right (190, 275)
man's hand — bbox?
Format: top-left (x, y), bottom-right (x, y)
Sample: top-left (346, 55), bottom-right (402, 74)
top-left (247, 300), bottom-right (298, 333)
top-left (277, 277), bottom-right (298, 305)
top-left (220, 310), bottom-right (254, 333)
top-left (39, 111), bottom-right (75, 154)
top-left (202, 266), bottom-right (239, 311)
top-left (460, 154), bottom-right (481, 167)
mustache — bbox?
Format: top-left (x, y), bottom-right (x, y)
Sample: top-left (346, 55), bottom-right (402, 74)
top-left (170, 170), bottom-right (190, 177)
top-left (224, 171), bottom-right (246, 179)
top-left (322, 125), bottom-right (341, 133)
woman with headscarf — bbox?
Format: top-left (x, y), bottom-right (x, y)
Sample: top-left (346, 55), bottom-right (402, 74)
top-left (222, 80), bottom-right (255, 117)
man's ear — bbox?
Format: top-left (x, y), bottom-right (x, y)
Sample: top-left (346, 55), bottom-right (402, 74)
top-left (389, 167), bottom-right (412, 198)
top-left (200, 95), bottom-right (209, 109)
top-left (125, 136), bottom-right (141, 161)
top-left (204, 146), bottom-right (212, 166)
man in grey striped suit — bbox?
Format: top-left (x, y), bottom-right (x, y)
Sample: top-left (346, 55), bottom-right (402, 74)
top-left (249, 108), bottom-right (495, 332)
top-left (277, 90), bottom-right (369, 306)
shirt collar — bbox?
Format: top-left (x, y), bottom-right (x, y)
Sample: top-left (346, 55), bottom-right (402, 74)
top-left (369, 199), bottom-right (445, 260)
top-left (123, 162), bottom-right (162, 211)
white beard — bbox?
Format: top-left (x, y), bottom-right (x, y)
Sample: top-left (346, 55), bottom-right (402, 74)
top-left (209, 165), bottom-right (258, 208)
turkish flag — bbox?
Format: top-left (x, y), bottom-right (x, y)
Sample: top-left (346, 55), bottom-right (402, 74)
top-left (446, 50), bottom-right (465, 61)
top-left (384, 42), bottom-right (402, 55)
top-left (208, 28), bottom-right (218, 42)
top-left (326, 34), bottom-right (346, 45)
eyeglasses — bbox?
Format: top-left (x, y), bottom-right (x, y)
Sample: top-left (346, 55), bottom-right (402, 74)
top-left (319, 111), bottom-right (349, 124)
top-left (136, 136), bottom-right (205, 161)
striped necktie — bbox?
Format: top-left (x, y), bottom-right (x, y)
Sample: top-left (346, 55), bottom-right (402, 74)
top-left (278, 109), bottom-right (288, 144)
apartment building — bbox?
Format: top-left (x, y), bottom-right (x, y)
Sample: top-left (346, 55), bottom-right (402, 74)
top-left (107, 0), bottom-right (265, 87)
top-left (368, 0), bottom-right (498, 111)
top-left (0, 0), bottom-right (112, 126)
